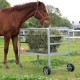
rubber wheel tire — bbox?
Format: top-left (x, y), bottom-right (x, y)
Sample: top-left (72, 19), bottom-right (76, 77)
top-left (43, 66), bottom-right (51, 75)
top-left (67, 63), bottom-right (74, 72)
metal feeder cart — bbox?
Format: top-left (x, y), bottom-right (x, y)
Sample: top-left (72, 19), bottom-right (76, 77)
top-left (18, 27), bottom-right (74, 75)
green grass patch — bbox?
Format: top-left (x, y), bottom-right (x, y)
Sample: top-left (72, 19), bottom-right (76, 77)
top-left (70, 51), bottom-right (80, 56)
top-left (0, 38), bottom-right (80, 79)
top-left (0, 76), bottom-right (48, 80)
top-left (31, 58), bottom-right (67, 67)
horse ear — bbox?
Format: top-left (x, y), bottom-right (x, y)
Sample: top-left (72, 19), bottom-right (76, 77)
top-left (38, 1), bottom-right (41, 6)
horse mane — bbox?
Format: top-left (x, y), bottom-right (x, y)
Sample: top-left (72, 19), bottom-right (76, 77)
top-left (1, 2), bottom-right (37, 13)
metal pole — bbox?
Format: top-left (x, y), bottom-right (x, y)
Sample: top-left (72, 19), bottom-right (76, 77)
top-left (67, 28), bottom-right (70, 63)
top-left (47, 28), bottom-right (51, 67)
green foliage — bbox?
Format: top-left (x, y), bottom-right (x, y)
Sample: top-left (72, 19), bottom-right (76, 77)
top-left (49, 13), bottom-right (71, 28)
top-left (0, 76), bottom-right (47, 80)
top-left (26, 29), bottom-right (62, 53)
top-left (0, 0), bottom-right (10, 9)
top-left (47, 5), bottom-right (72, 28)
top-left (46, 5), bottom-right (62, 16)
top-left (31, 59), bottom-right (67, 67)
top-left (22, 17), bottom-right (40, 28)
top-left (70, 51), bottom-right (80, 56)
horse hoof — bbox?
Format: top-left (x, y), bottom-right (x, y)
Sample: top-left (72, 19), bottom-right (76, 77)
top-left (4, 63), bottom-right (9, 69)
top-left (18, 63), bottom-right (23, 68)
top-left (5, 65), bottom-right (9, 69)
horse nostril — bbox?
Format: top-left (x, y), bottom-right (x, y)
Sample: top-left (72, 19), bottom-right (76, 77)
top-left (43, 21), bottom-right (49, 27)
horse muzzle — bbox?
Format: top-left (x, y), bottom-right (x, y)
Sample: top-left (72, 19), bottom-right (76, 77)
top-left (43, 20), bottom-right (50, 27)
top-left (41, 17), bottom-right (50, 27)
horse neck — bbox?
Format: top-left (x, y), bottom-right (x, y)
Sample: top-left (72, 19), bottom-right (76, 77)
top-left (15, 4), bottom-right (36, 27)
top-left (19, 8), bottom-right (34, 23)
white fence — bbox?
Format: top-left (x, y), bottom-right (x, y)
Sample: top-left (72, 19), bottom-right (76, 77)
top-left (20, 28), bottom-right (80, 52)
top-left (20, 28), bottom-right (80, 38)
top-left (69, 29), bottom-right (80, 52)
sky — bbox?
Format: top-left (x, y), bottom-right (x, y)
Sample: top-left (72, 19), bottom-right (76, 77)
top-left (7, 0), bottom-right (80, 22)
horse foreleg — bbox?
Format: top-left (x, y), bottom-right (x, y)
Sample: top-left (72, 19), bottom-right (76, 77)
top-left (11, 35), bottom-right (23, 68)
top-left (4, 36), bottom-right (10, 69)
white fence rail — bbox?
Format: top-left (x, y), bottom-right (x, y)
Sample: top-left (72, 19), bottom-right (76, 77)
top-left (19, 28), bottom-right (80, 52)
top-left (20, 28), bottom-right (80, 39)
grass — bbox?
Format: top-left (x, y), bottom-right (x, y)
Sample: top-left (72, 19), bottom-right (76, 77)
top-left (0, 39), bottom-right (80, 79)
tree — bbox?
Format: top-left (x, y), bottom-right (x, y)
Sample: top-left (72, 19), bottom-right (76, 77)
top-left (46, 5), bottom-right (61, 16)
top-left (22, 17), bottom-right (40, 28)
top-left (46, 5), bottom-right (72, 28)
top-left (55, 8), bottom-right (62, 16)
top-left (59, 18), bottom-right (72, 27)
top-left (46, 5), bottom-right (55, 14)
top-left (0, 0), bottom-right (10, 9)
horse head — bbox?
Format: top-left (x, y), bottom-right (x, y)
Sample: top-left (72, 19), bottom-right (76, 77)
top-left (34, 1), bottom-right (50, 27)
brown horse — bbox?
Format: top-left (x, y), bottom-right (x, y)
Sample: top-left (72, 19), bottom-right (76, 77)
top-left (0, 1), bottom-right (50, 68)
